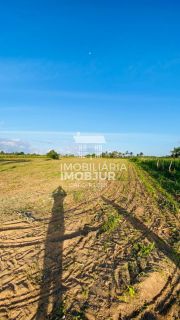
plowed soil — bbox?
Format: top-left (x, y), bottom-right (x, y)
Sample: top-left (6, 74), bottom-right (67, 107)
top-left (0, 158), bottom-right (179, 320)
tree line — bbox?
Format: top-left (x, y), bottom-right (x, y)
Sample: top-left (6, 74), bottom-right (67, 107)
top-left (0, 147), bottom-right (179, 159)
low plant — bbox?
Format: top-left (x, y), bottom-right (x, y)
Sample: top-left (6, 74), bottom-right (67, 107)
top-left (127, 285), bottom-right (136, 298)
top-left (101, 211), bottom-right (121, 234)
top-left (133, 242), bottom-right (155, 257)
top-left (82, 287), bottom-right (89, 300)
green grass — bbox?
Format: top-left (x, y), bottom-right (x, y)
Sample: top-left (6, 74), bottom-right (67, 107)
top-left (131, 157), bottom-right (179, 212)
top-left (132, 157), bottom-right (180, 198)
top-left (0, 154), bottom-right (46, 160)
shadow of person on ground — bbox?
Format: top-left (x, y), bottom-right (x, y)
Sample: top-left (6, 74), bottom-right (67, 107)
top-left (140, 312), bottom-right (157, 320)
top-left (36, 186), bottom-right (66, 320)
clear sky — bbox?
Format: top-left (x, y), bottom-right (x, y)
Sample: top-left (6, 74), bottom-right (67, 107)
top-left (0, 0), bottom-right (180, 155)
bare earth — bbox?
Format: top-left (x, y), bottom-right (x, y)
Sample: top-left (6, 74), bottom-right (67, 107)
top-left (0, 158), bottom-right (179, 320)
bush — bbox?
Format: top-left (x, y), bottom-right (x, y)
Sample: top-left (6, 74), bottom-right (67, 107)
top-left (46, 150), bottom-right (59, 159)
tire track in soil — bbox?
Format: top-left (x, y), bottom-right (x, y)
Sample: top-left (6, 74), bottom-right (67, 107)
top-left (0, 164), bottom-right (179, 320)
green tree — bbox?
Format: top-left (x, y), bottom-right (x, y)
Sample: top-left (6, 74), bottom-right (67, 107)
top-left (171, 147), bottom-right (180, 158)
top-left (46, 149), bottom-right (59, 159)
top-left (110, 151), bottom-right (120, 158)
top-left (15, 151), bottom-right (25, 155)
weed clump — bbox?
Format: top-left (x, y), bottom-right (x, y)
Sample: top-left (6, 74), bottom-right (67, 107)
top-left (101, 211), bottom-right (121, 234)
top-left (133, 242), bottom-right (155, 258)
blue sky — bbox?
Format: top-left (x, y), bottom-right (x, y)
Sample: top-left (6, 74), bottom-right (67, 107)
top-left (0, 0), bottom-right (180, 155)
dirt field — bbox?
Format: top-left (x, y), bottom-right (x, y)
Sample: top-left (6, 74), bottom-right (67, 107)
top-left (0, 158), bottom-right (179, 320)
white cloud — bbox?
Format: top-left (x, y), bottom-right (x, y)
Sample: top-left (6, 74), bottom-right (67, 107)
top-left (0, 138), bottom-right (32, 153)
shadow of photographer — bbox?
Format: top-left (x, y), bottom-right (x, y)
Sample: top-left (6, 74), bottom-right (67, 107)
top-left (36, 186), bottom-right (66, 320)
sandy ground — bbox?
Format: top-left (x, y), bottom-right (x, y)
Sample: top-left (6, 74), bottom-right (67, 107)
top-left (0, 158), bottom-right (179, 320)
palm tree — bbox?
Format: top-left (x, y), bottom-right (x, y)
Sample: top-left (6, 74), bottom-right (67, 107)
top-left (130, 152), bottom-right (133, 157)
